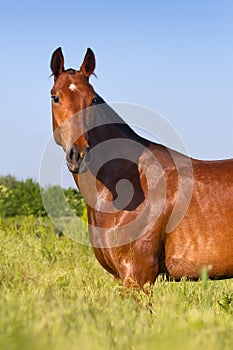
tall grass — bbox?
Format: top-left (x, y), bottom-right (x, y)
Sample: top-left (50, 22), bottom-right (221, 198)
top-left (0, 216), bottom-right (232, 350)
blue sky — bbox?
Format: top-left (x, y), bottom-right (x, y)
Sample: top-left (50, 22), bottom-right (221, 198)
top-left (0, 0), bottom-right (233, 185)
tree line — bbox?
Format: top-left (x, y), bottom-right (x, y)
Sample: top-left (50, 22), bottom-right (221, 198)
top-left (0, 175), bottom-right (86, 218)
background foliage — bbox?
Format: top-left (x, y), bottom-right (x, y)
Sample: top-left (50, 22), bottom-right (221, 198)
top-left (0, 175), bottom-right (85, 218)
top-left (0, 216), bottom-right (232, 350)
top-left (0, 176), bottom-right (232, 349)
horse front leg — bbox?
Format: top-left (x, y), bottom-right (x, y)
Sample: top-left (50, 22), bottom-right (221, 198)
top-left (119, 255), bottom-right (159, 290)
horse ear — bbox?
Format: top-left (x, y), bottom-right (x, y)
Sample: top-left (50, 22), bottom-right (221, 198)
top-left (50, 47), bottom-right (64, 80)
top-left (80, 48), bottom-right (95, 78)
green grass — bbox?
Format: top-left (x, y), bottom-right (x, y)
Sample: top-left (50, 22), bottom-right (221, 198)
top-left (0, 216), bottom-right (232, 350)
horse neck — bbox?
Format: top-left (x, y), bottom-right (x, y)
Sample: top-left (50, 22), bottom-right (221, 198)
top-left (87, 95), bottom-right (147, 148)
top-left (85, 96), bottom-right (150, 205)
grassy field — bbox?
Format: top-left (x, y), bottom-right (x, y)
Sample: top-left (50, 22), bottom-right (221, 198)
top-left (0, 216), bottom-right (232, 350)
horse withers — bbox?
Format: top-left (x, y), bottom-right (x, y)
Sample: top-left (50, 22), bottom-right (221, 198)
top-left (50, 47), bottom-right (233, 288)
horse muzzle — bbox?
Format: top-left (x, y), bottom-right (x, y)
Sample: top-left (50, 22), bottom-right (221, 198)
top-left (66, 145), bottom-right (92, 174)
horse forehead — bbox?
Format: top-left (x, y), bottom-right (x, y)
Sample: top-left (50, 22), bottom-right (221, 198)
top-left (69, 83), bottom-right (77, 91)
top-left (56, 71), bottom-right (88, 91)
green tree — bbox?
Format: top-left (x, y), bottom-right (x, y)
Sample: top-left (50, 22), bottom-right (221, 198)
top-left (0, 176), bottom-right (45, 217)
top-left (64, 188), bottom-right (85, 217)
top-left (0, 175), bottom-right (86, 219)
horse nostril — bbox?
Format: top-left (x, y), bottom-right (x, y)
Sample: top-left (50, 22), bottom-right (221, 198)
top-left (68, 148), bottom-right (74, 160)
top-left (66, 146), bottom-right (79, 163)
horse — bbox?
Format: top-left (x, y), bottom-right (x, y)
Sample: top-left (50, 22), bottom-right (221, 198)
top-left (50, 47), bottom-right (233, 288)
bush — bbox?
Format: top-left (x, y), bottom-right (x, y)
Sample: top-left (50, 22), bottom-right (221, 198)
top-left (0, 175), bottom-right (86, 219)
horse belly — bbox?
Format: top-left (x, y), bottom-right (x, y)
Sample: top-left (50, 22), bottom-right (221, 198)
top-left (165, 238), bottom-right (233, 279)
top-left (164, 203), bottom-right (233, 279)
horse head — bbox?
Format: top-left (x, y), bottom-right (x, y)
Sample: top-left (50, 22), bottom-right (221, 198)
top-left (50, 47), bottom-right (96, 173)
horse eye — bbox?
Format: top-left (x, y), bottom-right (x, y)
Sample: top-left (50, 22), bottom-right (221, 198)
top-left (51, 95), bottom-right (60, 103)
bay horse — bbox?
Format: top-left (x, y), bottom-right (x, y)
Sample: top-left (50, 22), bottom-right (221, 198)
top-left (50, 47), bottom-right (233, 288)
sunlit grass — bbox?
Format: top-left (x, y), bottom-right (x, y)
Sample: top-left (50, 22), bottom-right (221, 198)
top-left (0, 216), bottom-right (232, 350)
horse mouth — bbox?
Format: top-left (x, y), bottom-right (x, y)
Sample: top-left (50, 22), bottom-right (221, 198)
top-left (66, 159), bottom-right (84, 174)
top-left (66, 146), bottom-right (92, 174)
